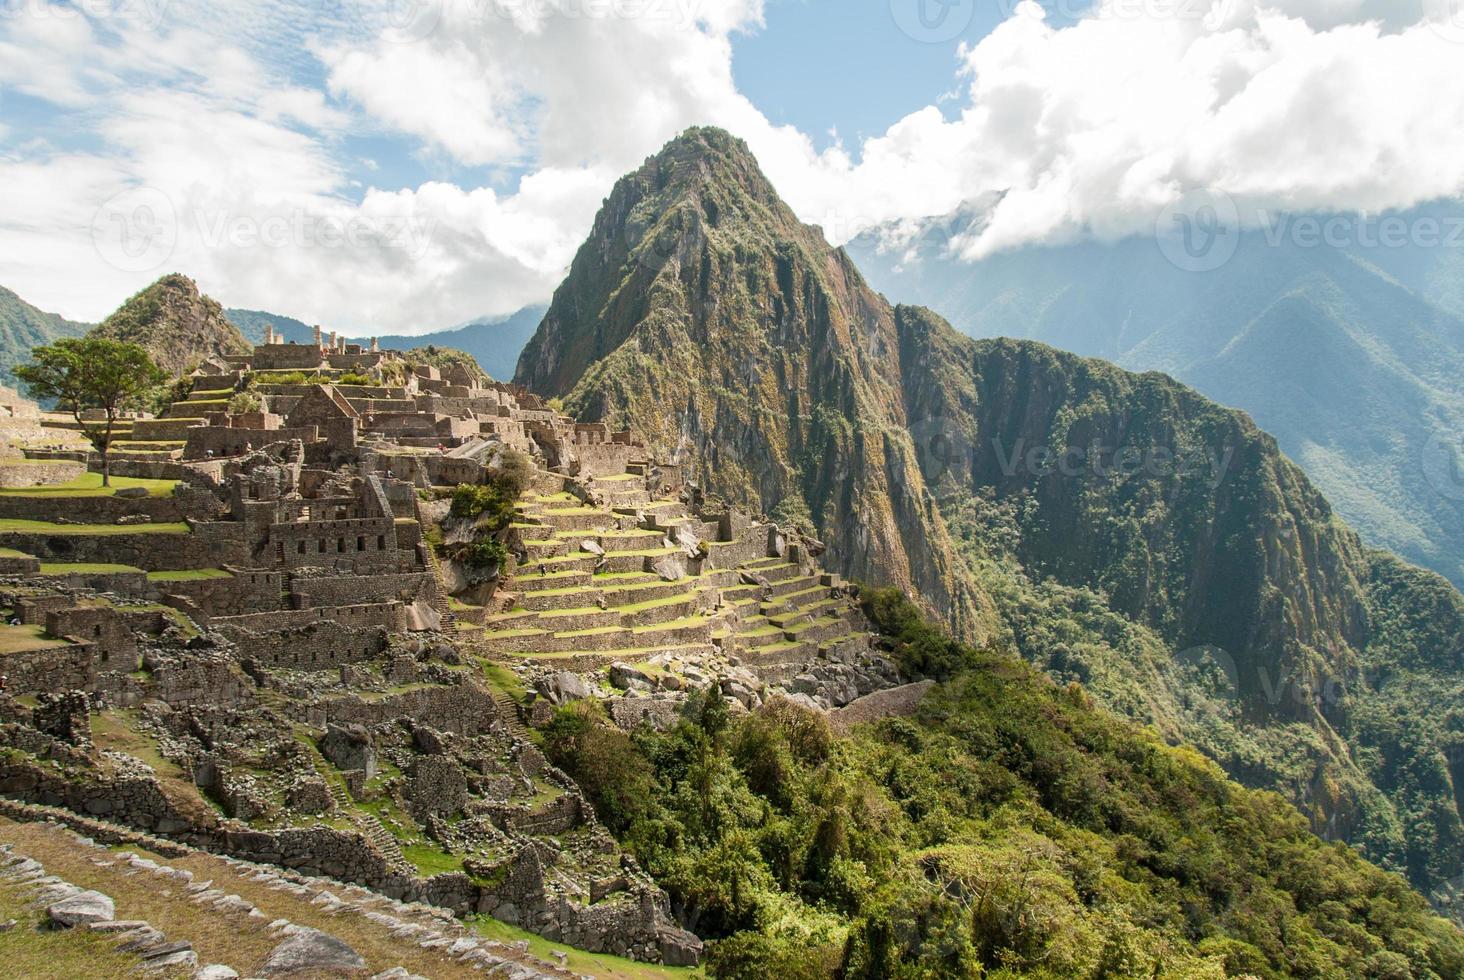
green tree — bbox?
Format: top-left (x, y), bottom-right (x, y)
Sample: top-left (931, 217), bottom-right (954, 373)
top-left (15, 337), bottom-right (166, 486)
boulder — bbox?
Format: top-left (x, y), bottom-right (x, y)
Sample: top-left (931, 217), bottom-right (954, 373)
top-left (538, 670), bottom-right (591, 704)
top-left (651, 556), bottom-right (685, 581)
top-left (579, 539), bottom-right (605, 556)
top-left (195, 966), bottom-right (240, 980)
top-left (47, 890), bottom-right (115, 927)
top-left (115, 486), bottom-right (150, 499)
top-left (609, 662), bottom-right (653, 692)
top-left (260, 927), bottom-right (366, 975)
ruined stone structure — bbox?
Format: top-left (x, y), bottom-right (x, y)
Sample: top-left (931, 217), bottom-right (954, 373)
top-left (0, 336), bottom-right (903, 967)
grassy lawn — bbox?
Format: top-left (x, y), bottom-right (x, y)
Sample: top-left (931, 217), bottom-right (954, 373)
top-left (1, 819), bottom-right (546, 979)
top-left (0, 877), bottom-right (171, 980)
top-left (471, 916), bottom-right (702, 980)
top-left (147, 568), bottom-right (232, 582)
top-left (0, 473), bottom-right (178, 497)
top-left (0, 623), bottom-right (71, 655)
top-left (38, 562), bottom-right (144, 575)
top-left (0, 519), bottom-right (190, 535)
top-left (0, 547), bottom-right (31, 558)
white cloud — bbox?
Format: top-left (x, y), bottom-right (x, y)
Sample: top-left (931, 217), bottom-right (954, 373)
top-left (2, 0), bottom-right (1463, 334)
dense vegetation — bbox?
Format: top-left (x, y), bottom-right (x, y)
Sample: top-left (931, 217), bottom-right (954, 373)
top-left (0, 285), bottom-right (89, 387)
top-left (546, 589), bottom-right (1464, 978)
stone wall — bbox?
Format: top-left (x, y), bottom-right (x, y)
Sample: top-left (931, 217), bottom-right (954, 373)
top-left (220, 620), bottom-right (387, 670)
top-left (0, 521), bottom-right (246, 571)
top-left (290, 570), bottom-right (436, 608)
top-left (0, 460), bottom-right (85, 488)
top-left (184, 425), bottom-right (321, 461)
top-left (0, 643), bottom-right (98, 693)
top-left (0, 493), bottom-right (186, 524)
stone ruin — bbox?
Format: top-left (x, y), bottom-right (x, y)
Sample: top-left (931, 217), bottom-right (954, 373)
top-left (0, 335), bottom-right (910, 966)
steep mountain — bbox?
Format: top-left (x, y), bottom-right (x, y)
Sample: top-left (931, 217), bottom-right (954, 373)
top-left (0, 286), bottom-right (91, 385)
top-left (92, 273), bottom-right (250, 375)
top-left (227, 305), bottom-right (548, 382)
top-left (516, 127), bottom-right (993, 640)
top-left (517, 128), bottom-right (1464, 917)
top-left (847, 214), bottom-right (1464, 589)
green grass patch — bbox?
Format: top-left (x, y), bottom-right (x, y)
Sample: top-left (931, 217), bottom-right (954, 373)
top-left (0, 519), bottom-right (190, 535)
top-left (0, 623), bottom-right (72, 655)
top-left (0, 473), bottom-right (178, 498)
top-left (38, 562), bottom-right (144, 576)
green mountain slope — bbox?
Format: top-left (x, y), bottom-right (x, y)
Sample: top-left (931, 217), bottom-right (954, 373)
top-left (550, 593), bottom-right (1464, 977)
top-left (516, 127), bottom-right (1464, 922)
top-left (848, 218), bottom-right (1464, 591)
top-left (0, 286), bottom-right (91, 385)
top-left (91, 273), bottom-right (250, 375)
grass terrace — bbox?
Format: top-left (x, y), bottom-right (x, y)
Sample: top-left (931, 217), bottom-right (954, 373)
top-left (0, 519), bottom-right (190, 535)
top-left (37, 562), bottom-right (144, 575)
top-left (0, 473), bottom-right (178, 497)
top-left (0, 622), bottom-right (72, 655)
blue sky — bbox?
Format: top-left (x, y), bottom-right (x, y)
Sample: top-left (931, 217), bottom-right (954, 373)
top-left (1, 0), bottom-right (1461, 333)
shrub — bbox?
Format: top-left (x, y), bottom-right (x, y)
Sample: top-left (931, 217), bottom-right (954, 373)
top-left (228, 391), bottom-right (263, 414)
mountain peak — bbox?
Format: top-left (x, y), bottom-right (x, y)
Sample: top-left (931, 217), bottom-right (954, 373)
top-left (91, 273), bottom-right (249, 376)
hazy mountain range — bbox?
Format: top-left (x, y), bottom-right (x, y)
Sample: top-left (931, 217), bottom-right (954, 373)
top-left (225, 305), bottom-right (547, 383)
top-left (847, 205), bottom-right (1464, 591)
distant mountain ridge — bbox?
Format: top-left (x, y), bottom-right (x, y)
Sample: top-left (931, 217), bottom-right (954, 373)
top-left (0, 287), bottom-right (91, 385)
top-left (226, 306), bottom-right (547, 382)
top-left (847, 208), bottom-right (1464, 590)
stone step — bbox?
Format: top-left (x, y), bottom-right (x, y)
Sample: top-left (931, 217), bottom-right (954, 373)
top-left (599, 578), bottom-right (693, 608)
top-left (628, 617), bottom-right (714, 647)
top-left (519, 587), bottom-right (606, 613)
top-left (520, 539), bottom-right (568, 561)
top-left (784, 616), bottom-right (848, 646)
top-left (743, 561), bottom-right (804, 584)
top-left (766, 598), bottom-right (838, 629)
top-left (535, 508), bottom-right (619, 533)
top-left (615, 593), bottom-right (700, 629)
top-left (767, 576), bottom-right (821, 599)
top-left (533, 607), bottom-right (623, 631)
top-left (599, 548), bottom-right (680, 574)
top-left (513, 569), bottom-right (593, 593)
